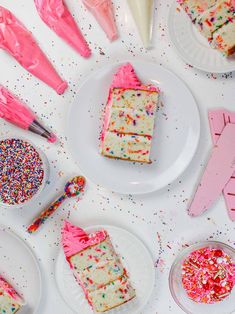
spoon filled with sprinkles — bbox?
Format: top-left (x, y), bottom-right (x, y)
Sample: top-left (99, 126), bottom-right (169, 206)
top-left (27, 176), bottom-right (86, 234)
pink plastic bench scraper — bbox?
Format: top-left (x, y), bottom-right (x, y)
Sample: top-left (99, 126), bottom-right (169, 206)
top-left (209, 109), bottom-right (235, 221)
top-left (188, 123), bottom-right (235, 217)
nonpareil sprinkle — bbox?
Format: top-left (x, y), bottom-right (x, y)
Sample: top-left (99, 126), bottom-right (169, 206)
top-left (0, 138), bottom-right (44, 205)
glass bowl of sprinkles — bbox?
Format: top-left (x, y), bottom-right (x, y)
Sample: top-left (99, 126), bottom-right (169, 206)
top-left (0, 137), bottom-right (49, 208)
top-left (169, 241), bottom-right (235, 314)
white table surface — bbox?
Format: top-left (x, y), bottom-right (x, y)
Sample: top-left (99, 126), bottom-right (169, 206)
top-left (0, 1), bottom-right (234, 314)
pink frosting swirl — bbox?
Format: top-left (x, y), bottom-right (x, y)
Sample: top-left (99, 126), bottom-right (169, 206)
top-left (61, 221), bottom-right (107, 259)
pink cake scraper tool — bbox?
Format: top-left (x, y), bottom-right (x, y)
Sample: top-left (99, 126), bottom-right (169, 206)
top-left (188, 123), bottom-right (235, 217)
top-left (209, 109), bottom-right (235, 221)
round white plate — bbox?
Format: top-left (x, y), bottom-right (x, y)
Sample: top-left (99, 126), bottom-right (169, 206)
top-left (168, 2), bottom-right (235, 73)
top-left (0, 225), bottom-right (42, 314)
top-left (66, 60), bottom-right (200, 194)
top-left (55, 225), bottom-right (155, 314)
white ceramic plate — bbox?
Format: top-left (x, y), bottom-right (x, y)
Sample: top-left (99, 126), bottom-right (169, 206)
top-left (66, 60), bottom-right (200, 194)
top-left (0, 225), bottom-right (42, 314)
top-left (55, 225), bottom-right (155, 314)
top-left (168, 2), bottom-right (235, 73)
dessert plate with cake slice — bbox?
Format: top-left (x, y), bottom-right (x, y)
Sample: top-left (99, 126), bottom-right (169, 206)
top-left (0, 225), bottom-right (42, 313)
top-left (66, 61), bottom-right (200, 194)
top-left (169, 1), bottom-right (235, 73)
top-left (55, 223), bottom-right (155, 314)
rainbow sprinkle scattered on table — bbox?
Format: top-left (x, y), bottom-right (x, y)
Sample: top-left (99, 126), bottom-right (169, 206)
top-left (182, 247), bottom-right (235, 304)
top-left (0, 138), bottom-right (44, 205)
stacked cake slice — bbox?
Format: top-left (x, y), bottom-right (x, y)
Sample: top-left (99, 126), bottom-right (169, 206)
top-left (179, 0), bottom-right (235, 55)
top-left (62, 221), bottom-right (136, 312)
top-left (0, 276), bottom-right (25, 314)
top-left (100, 63), bottom-right (160, 163)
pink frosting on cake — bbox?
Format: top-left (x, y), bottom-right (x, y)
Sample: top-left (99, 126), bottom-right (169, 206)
top-left (110, 63), bottom-right (142, 89)
top-left (61, 221), bottom-right (107, 259)
top-left (0, 276), bottom-right (24, 305)
top-left (110, 63), bottom-right (159, 92)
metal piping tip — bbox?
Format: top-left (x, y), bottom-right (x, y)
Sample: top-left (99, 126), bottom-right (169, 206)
top-left (29, 119), bottom-right (57, 143)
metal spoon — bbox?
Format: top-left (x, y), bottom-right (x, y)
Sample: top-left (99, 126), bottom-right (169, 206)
top-left (27, 176), bottom-right (86, 234)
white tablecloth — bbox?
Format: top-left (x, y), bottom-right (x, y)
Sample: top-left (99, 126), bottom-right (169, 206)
top-left (0, 0), bottom-right (234, 313)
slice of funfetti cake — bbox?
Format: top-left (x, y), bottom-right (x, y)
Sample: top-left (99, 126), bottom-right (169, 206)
top-left (0, 276), bottom-right (25, 314)
top-left (211, 19), bottom-right (235, 55)
top-left (101, 63), bottom-right (160, 163)
top-left (196, 0), bottom-right (235, 40)
top-left (178, 0), bottom-right (218, 21)
top-left (62, 221), bottom-right (136, 313)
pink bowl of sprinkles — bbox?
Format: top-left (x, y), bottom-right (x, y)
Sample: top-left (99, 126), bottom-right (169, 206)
top-left (169, 241), bottom-right (235, 314)
top-left (0, 138), bottom-right (49, 208)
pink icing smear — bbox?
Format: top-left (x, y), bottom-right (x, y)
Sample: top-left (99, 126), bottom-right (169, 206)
top-left (0, 275), bottom-right (25, 305)
top-left (0, 85), bottom-right (35, 129)
top-left (35, 0), bottom-right (91, 58)
top-left (82, 0), bottom-right (118, 41)
top-left (62, 221), bottom-right (107, 259)
top-left (0, 6), bottom-right (67, 94)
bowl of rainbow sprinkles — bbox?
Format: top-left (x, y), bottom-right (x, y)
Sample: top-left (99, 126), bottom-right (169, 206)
top-left (0, 137), bottom-right (49, 209)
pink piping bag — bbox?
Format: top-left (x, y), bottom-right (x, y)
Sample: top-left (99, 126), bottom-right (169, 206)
top-left (34, 0), bottom-right (91, 58)
top-left (0, 85), bottom-right (57, 143)
top-left (0, 6), bottom-right (67, 94)
top-left (81, 0), bottom-right (118, 41)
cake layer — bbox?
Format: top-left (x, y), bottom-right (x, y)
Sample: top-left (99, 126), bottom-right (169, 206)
top-left (88, 275), bottom-right (136, 313)
top-left (108, 107), bottom-right (155, 136)
top-left (179, 0), bottom-right (218, 21)
top-left (69, 237), bottom-right (116, 273)
top-left (111, 88), bottom-right (159, 113)
top-left (196, 0), bottom-right (235, 39)
top-left (211, 19), bottom-right (235, 55)
top-left (101, 132), bottom-right (152, 163)
top-left (80, 259), bottom-right (124, 292)
top-left (0, 288), bottom-right (21, 314)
